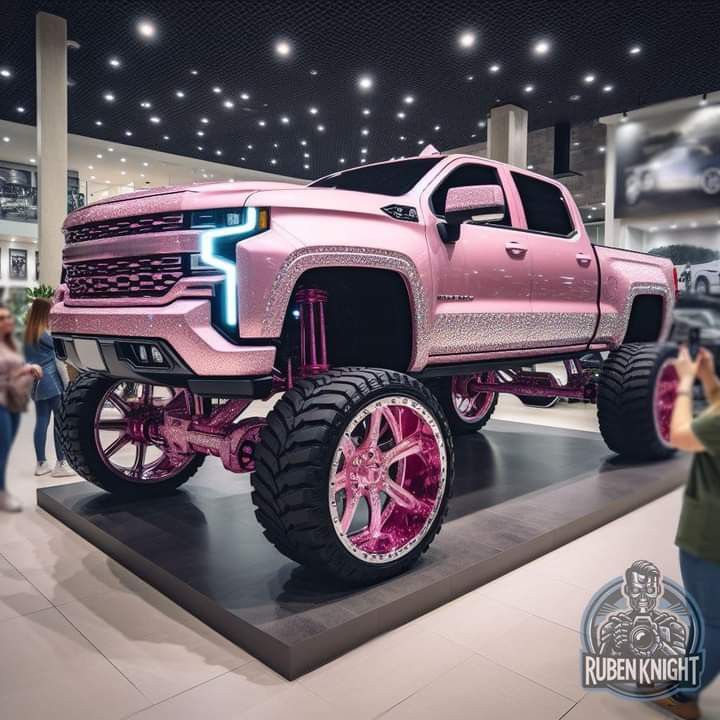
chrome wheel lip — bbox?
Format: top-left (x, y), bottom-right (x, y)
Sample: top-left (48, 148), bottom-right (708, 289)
top-left (328, 395), bottom-right (447, 565)
top-left (653, 359), bottom-right (679, 448)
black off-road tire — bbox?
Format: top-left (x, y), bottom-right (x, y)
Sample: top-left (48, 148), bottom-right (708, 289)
top-left (597, 343), bottom-right (678, 461)
top-left (58, 372), bottom-right (204, 496)
top-left (426, 375), bottom-right (497, 435)
top-left (250, 368), bottom-right (454, 585)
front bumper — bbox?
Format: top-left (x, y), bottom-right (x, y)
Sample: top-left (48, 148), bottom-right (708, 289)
top-left (50, 297), bottom-right (277, 395)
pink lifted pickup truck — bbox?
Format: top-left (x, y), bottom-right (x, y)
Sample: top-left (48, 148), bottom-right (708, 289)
top-left (51, 147), bottom-right (678, 584)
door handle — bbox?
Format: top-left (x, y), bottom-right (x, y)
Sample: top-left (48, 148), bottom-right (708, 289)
top-left (505, 241), bottom-right (528, 257)
top-left (576, 252), bottom-right (592, 267)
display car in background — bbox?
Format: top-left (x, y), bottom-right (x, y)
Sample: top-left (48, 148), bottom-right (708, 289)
top-left (50, 148), bottom-right (677, 584)
top-left (671, 292), bottom-right (720, 370)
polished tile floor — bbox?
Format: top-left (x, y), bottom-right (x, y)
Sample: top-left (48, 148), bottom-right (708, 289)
top-left (1, 395), bottom-right (717, 719)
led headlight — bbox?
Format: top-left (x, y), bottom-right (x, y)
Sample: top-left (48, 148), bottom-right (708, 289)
top-left (196, 206), bottom-right (268, 333)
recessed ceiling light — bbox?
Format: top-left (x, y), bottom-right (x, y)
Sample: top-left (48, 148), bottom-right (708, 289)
top-left (524, 84), bottom-right (535, 93)
top-left (360, 158), bottom-right (367, 164)
top-left (403, 95), bottom-right (415, 104)
top-left (90, 175), bottom-right (96, 180)
top-left (258, 119), bottom-right (267, 127)
top-left (108, 57), bottom-right (121, 68)
top-left (94, 119), bottom-right (103, 126)
top-left (360, 147), bottom-right (368, 154)
top-left (107, 147), bottom-right (114, 152)
top-left (629, 44), bottom-right (642, 55)
top-left (121, 170), bottom-right (126, 175)
top-left (466, 75), bottom-right (475, 82)
top-left (0, 68), bottom-right (12, 78)
top-left (270, 158), bottom-right (278, 165)
top-left (670, 224), bottom-right (678, 230)
top-left (96, 153), bottom-right (103, 159)
top-left (309, 69), bottom-right (318, 76)
top-left (104, 180), bottom-right (111, 184)
top-left (308, 106), bottom-right (318, 115)
top-left (120, 157), bottom-right (126, 162)
top-left (304, 163), bottom-right (310, 170)
top-left (140, 100), bottom-right (152, 108)
top-left (357, 74), bottom-right (373, 91)
top-left (527, 164), bottom-right (534, 169)
top-left (142, 161), bottom-right (149, 167)
top-left (458, 30), bottom-right (477, 49)
top-left (300, 139), bottom-right (307, 146)
top-left (175, 90), bottom-right (185, 98)
top-left (196, 130), bottom-right (205, 136)
top-left (532, 39), bottom-right (551, 56)
top-left (149, 115), bottom-right (160, 124)
top-left (29, 157), bottom-right (36, 163)
top-left (87, 164), bottom-right (94, 169)
top-left (212, 86), bottom-right (222, 94)
top-left (280, 115), bottom-right (290, 124)
top-left (583, 73), bottom-right (596, 84)
top-left (162, 134), bottom-right (170, 140)
top-left (489, 63), bottom-right (500, 73)
top-left (16, 106), bottom-right (25, 113)
top-left (247, 144), bottom-right (253, 150)
top-left (140, 173), bottom-right (145, 177)
top-left (215, 149), bottom-right (222, 156)
top-left (316, 124), bottom-right (325, 132)
top-left (240, 156), bottom-right (246, 161)
top-left (361, 128), bottom-right (369, 136)
top-left (273, 142), bottom-right (279, 149)
top-left (200, 117), bottom-right (209, 124)
top-left (303, 152), bottom-right (310, 158)
top-left (598, 145), bottom-right (606, 153)
top-left (137, 20), bottom-right (156, 38)
top-left (240, 92), bottom-right (250, 101)
top-left (339, 158), bottom-right (346, 164)
top-left (274, 39), bottom-right (292, 57)
top-left (197, 145), bottom-right (204, 150)
top-left (434, 125), bottom-right (441, 131)
top-left (396, 111), bottom-right (406, 119)
top-left (190, 69), bottom-right (198, 75)
top-left (362, 108), bottom-right (371, 116)
top-left (569, 94), bottom-right (581, 101)
top-left (417, 139), bottom-right (425, 145)
top-left (125, 130), bottom-right (133, 136)
top-left (223, 99), bottom-right (234, 109)
top-left (573, 141), bottom-right (580, 147)
top-left (602, 84), bottom-right (614, 93)
top-left (399, 135), bottom-right (406, 140)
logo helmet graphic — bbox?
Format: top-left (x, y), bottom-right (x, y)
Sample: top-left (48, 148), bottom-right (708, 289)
top-left (581, 560), bottom-right (704, 700)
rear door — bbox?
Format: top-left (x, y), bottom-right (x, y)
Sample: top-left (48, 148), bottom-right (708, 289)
top-left (508, 171), bottom-right (599, 347)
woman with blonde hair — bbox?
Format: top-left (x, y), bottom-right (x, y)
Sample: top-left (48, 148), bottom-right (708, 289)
top-left (23, 297), bottom-right (73, 478)
top-left (0, 302), bottom-right (42, 512)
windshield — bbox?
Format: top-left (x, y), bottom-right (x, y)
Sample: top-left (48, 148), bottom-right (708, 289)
top-left (309, 157), bottom-right (443, 196)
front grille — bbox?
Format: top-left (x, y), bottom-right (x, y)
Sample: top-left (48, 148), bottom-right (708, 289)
top-left (64, 212), bottom-right (186, 244)
top-left (66, 254), bottom-right (187, 299)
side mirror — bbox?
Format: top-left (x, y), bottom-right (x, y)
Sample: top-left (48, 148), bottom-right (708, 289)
top-left (444, 184), bottom-right (505, 225)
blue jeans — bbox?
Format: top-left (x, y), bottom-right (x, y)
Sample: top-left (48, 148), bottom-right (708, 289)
top-left (680, 549), bottom-right (720, 698)
top-left (0, 406), bottom-right (20, 491)
top-left (34, 395), bottom-right (64, 463)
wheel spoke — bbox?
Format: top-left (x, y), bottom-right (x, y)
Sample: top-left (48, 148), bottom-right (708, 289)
top-left (339, 435), bottom-right (356, 461)
top-left (106, 392), bottom-right (131, 415)
top-left (104, 433), bottom-right (132, 458)
top-left (382, 431), bottom-right (423, 469)
top-left (97, 418), bottom-right (128, 432)
top-left (362, 406), bottom-right (385, 449)
top-left (340, 490), bottom-right (362, 533)
top-left (384, 478), bottom-right (420, 511)
top-left (132, 442), bottom-right (147, 479)
top-left (367, 490), bottom-right (384, 538)
top-left (140, 383), bottom-right (153, 406)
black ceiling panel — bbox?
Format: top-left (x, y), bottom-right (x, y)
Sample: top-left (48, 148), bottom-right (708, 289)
top-left (0, 0), bottom-right (718, 179)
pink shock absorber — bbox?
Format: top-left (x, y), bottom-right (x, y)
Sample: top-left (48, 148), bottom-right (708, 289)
top-left (295, 288), bottom-right (330, 376)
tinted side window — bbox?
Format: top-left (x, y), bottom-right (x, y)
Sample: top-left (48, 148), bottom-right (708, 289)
top-left (511, 173), bottom-right (574, 236)
top-left (431, 164), bottom-right (511, 226)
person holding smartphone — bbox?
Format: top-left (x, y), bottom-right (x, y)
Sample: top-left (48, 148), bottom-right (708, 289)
top-left (658, 345), bottom-right (720, 719)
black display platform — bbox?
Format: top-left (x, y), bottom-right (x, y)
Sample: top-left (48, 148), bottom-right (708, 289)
top-left (38, 420), bottom-right (689, 679)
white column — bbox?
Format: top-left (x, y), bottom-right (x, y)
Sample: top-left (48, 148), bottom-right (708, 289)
top-left (487, 104), bottom-right (528, 167)
top-left (36, 11), bottom-right (68, 286)
top-left (601, 122), bottom-right (625, 248)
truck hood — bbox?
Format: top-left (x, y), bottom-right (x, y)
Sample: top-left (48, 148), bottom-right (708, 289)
top-left (64, 180), bottom-right (407, 228)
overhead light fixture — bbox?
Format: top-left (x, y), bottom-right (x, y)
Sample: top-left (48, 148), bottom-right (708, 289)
top-left (399, 135), bottom-right (406, 140)
top-left (357, 74), bottom-right (373, 91)
top-left (0, 68), bottom-right (12, 78)
top-left (140, 100), bottom-right (152, 108)
top-left (339, 158), bottom-right (346, 164)
top-left (200, 117), bottom-right (209, 124)
top-left (16, 106), bottom-right (25, 113)
top-left (223, 99), bottom-right (234, 109)
top-left (149, 115), bottom-right (161, 124)
top-left (125, 130), bottom-right (133, 136)
top-left (142, 161), bottom-right (149, 167)
top-left (215, 149), bottom-right (222, 156)
top-left (212, 86), bottom-right (222, 94)
top-left (362, 108), bottom-right (371, 116)
top-left (360, 147), bottom-right (367, 154)
top-left (602, 84), bottom-right (614, 93)
top-left (175, 90), bottom-right (185, 98)
top-left (629, 44), bottom-right (642, 55)
top-left (527, 164), bottom-right (534, 169)
top-left (434, 124), bottom-right (441, 131)
top-left (583, 73), bottom-right (596, 84)
top-left (121, 170), bottom-right (126, 175)
top-left (270, 158), bottom-right (278, 165)
top-left (532, 39), bottom-right (551, 56)
top-left (274, 39), bottom-right (292, 57)
top-left (107, 147), bottom-right (114, 152)
top-left (108, 57), bottom-right (121, 68)
top-left (137, 20), bottom-right (156, 39)
top-left (240, 92), bottom-right (250, 100)
top-left (196, 130), bottom-right (205, 136)
top-left (303, 163), bottom-right (310, 170)
top-left (466, 75), bottom-right (475, 82)
top-left (489, 63), bottom-right (500, 73)
top-left (280, 115), bottom-right (290, 124)
top-left (103, 92), bottom-right (115, 102)
top-left (300, 139), bottom-right (307, 146)
top-left (29, 157), bottom-right (36, 163)
top-left (303, 152), bottom-right (310, 158)
top-left (569, 94), bottom-right (581, 101)
top-left (258, 119), bottom-right (267, 127)
top-left (396, 111), bottom-right (406, 119)
top-left (120, 157), bottom-right (126, 162)
top-left (524, 84), bottom-right (535, 93)
top-left (598, 145), bottom-right (606, 153)
top-left (457, 30), bottom-right (476, 49)
top-left (247, 144), bottom-right (253, 149)
top-left (190, 69), bottom-right (198, 75)
top-left (273, 142), bottom-right (279, 148)
top-left (162, 134), bottom-right (169, 140)
top-left (96, 153), bottom-right (103, 159)
top-left (87, 164), bottom-right (94, 170)
top-left (403, 95), bottom-right (415, 104)
top-left (417, 139), bottom-right (425, 145)
top-left (360, 158), bottom-right (367, 164)
top-left (361, 128), bottom-right (369, 136)
top-left (309, 69), bottom-right (318, 76)
top-left (477, 120), bottom-right (486, 127)
top-left (316, 124), bottom-right (325, 132)
top-left (197, 145), bottom-right (204, 151)
top-left (308, 106), bottom-right (318, 115)
top-left (94, 119), bottom-right (103, 126)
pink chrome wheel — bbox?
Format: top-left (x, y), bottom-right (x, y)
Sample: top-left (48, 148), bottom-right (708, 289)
top-left (94, 381), bottom-right (194, 483)
top-left (653, 360), bottom-right (679, 445)
top-left (329, 396), bottom-right (447, 563)
top-left (451, 374), bottom-right (497, 423)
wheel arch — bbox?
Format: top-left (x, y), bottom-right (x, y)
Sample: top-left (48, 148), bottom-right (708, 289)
top-left (622, 294), bottom-right (666, 343)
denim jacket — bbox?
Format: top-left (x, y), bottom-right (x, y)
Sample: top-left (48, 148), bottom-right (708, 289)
top-left (24, 332), bottom-right (65, 401)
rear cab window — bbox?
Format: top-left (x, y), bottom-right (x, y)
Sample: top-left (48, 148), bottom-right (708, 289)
top-left (511, 172), bottom-right (575, 237)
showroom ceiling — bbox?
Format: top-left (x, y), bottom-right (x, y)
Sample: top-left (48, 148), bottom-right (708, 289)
top-left (1, 0), bottom-right (718, 180)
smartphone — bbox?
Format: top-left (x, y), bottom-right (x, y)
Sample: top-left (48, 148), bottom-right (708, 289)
top-left (688, 327), bottom-right (701, 360)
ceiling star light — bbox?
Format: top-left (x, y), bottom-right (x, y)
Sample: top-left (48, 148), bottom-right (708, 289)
top-left (533, 39), bottom-right (551, 56)
top-left (162, 134), bottom-right (170, 140)
top-left (583, 73), bottom-right (596, 84)
top-left (362, 108), bottom-right (371, 116)
top-left (196, 130), bottom-right (205, 136)
top-left (137, 20), bottom-right (156, 38)
top-left (190, 69), bottom-right (198, 75)
top-left (103, 91), bottom-right (115, 102)
top-left (120, 157), bottom-right (126, 162)
top-left (339, 158), bottom-right (346, 164)
top-left (274, 39), bottom-right (292, 57)
top-left (280, 115), bottom-right (290, 124)
top-left (602, 84), bottom-right (614, 93)
top-left (223, 99), bottom-right (234, 109)
top-left (0, 68), bottom-right (12, 78)
top-left (397, 111), bottom-right (406, 119)
top-left (403, 95), bottom-right (415, 104)
top-left (140, 100), bottom-right (152, 108)
top-left (466, 74), bottom-right (475, 81)
top-left (270, 158), bottom-right (277, 165)
top-left (308, 106), bottom-right (318, 115)
top-left (212, 86), bottom-right (222, 94)
top-left (149, 115), bottom-right (161, 123)
top-left (357, 74), bottom-right (373, 91)
top-left (16, 106), bottom-right (25, 113)
top-left (434, 125), bottom-right (441, 131)
top-left (258, 119), bottom-right (267, 127)
top-left (458, 30), bottom-right (476, 49)
top-left (629, 44), bottom-right (642, 55)
top-left (215, 149), bottom-right (223, 156)
top-left (361, 128), bottom-right (369, 136)
top-left (200, 117), bottom-right (209, 124)
top-left (108, 57), bottom-right (121, 68)
top-left (316, 124), bottom-right (326, 132)
top-left (125, 130), bottom-right (133, 136)
top-left (175, 90), bottom-right (185, 98)
top-left (524, 84), bottom-right (535, 93)
top-left (240, 92), bottom-right (250, 100)
top-left (94, 119), bottom-right (103, 126)
top-left (489, 63), bottom-right (500, 73)
top-left (569, 94), bottom-right (581, 101)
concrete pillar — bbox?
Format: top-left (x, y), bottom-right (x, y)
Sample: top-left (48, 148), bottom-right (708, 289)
top-left (601, 123), bottom-right (625, 247)
top-left (36, 11), bottom-right (67, 286)
top-left (487, 104), bottom-right (528, 167)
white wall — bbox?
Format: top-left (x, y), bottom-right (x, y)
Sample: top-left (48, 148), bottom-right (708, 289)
top-left (0, 237), bottom-right (38, 295)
